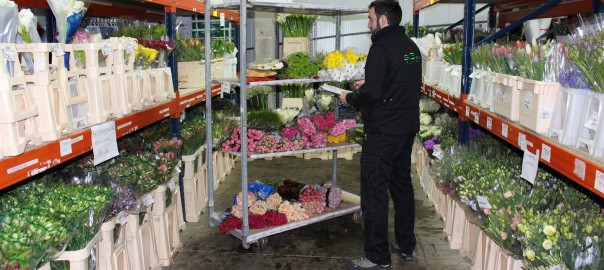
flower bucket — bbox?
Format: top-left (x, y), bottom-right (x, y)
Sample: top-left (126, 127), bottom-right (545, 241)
top-left (283, 37), bottom-right (310, 57)
top-left (438, 62), bottom-right (452, 91)
top-left (576, 91), bottom-right (604, 157)
top-left (182, 145), bottom-right (207, 222)
top-left (448, 65), bottom-right (462, 97)
top-left (444, 199), bottom-right (465, 250)
top-left (481, 71), bottom-right (495, 112)
top-left (548, 87), bottom-right (589, 146)
top-left (53, 232), bottom-right (101, 270)
top-left (516, 77), bottom-right (561, 134)
top-left (177, 61), bottom-right (205, 89)
top-left (468, 68), bottom-right (487, 104)
top-left (125, 213), bottom-right (159, 270)
top-left (493, 73), bottom-right (520, 121)
top-left (425, 60), bottom-right (445, 86)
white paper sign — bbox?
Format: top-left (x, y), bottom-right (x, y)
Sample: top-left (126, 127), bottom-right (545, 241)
top-left (52, 44), bottom-right (65, 56)
top-left (220, 13), bottom-right (226, 27)
top-left (143, 194), bottom-right (155, 206)
top-left (541, 144), bottom-right (551, 163)
top-left (486, 117), bottom-right (492, 130)
top-left (117, 211), bottom-right (127, 225)
top-left (59, 138), bottom-right (72, 157)
top-left (136, 70), bottom-right (144, 80)
top-left (502, 123), bottom-right (508, 138)
top-left (473, 112), bottom-right (479, 123)
top-left (518, 133), bottom-right (527, 151)
top-left (169, 179), bottom-right (176, 191)
top-left (149, 69), bottom-right (157, 77)
top-left (221, 83), bottom-right (231, 94)
top-left (524, 92), bottom-right (533, 109)
top-left (126, 44), bottom-right (135, 54)
top-left (465, 106), bottom-right (470, 117)
top-left (101, 44), bottom-right (112, 56)
top-left (585, 111), bottom-right (599, 131)
top-left (3, 48), bottom-right (15, 62)
top-left (91, 121), bottom-right (119, 165)
top-left (319, 84), bottom-right (343, 95)
top-left (595, 170), bottom-right (604, 194)
top-left (476, 195), bottom-right (492, 209)
top-left (521, 150), bottom-right (539, 184)
top-left (433, 145), bottom-right (444, 160)
top-left (574, 159), bottom-right (586, 180)
top-left (540, 107), bottom-right (554, 120)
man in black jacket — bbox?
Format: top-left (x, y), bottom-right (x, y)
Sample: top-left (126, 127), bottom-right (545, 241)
top-left (339, 0), bottom-right (421, 269)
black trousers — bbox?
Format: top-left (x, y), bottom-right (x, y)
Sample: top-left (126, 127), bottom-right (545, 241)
top-left (361, 132), bottom-right (416, 265)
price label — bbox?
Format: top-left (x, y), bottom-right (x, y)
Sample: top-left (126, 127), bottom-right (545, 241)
top-left (3, 47), bottom-right (15, 62)
top-left (473, 112), bottom-right (479, 124)
top-left (541, 144), bottom-right (551, 163)
top-left (518, 133), bottom-right (527, 151)
top-left (143, 194), bottom-right (155, 206)
top-left (585, 111), bottom-right (599, 131)
top-left (595, 170), bottom-right (604, 194)
top-left (524, 92), bottom-right (533, 109)
top-left (101, 44), bottom-right (112, 56)
top-left (433, 145), bottom-right (444, 160)
top-left (502, 123), bottom-right (508, 138)
top-left (221, 83), bottom-right (231, 94)
top-left (486, 117), bottom-right (492, 130)
top-left (117, 211), bottom-right (127, 225)
top-left (175, 166), bottom-right (182, 173)
top-left (60, 138), bottom-right (73, 157)
top-left (52, 44), bottom-right (65, 56)
top-left (136, 70), bottom-right (144, 80)
top-left (540, 107), bottom-right (554, 120)
top-left (149, 69), bottom-right (157, 77)
top-left (169, 179), bottom-right (176, 191)
top-left (476, 195), bottom-right (492, 209)
top-left (126, 44), bottom-right (135, 54)
top-left (465, 106), bottom-right (470, 117)
top-left (521, 150), bottom-right (539, 184)
top-left (574, 159), bottom-right (586, 180)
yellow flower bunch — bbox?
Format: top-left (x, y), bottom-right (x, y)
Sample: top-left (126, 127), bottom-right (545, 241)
top-left (344, 49), bottom-right (358, 65)
top-left (322, 50), bottom-right (345, 69)
top-left (327, 133), bottom-right (346, 144)
top-left (358, 53), bottom-right (368, 61)
top-left (135, 44), bottom-right (159, 69)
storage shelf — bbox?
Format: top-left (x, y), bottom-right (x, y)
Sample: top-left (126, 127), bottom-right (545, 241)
top-left (210, 196), bottom-right (361, 244)
top-left (178, 84), bottom-right (223, 111)
top-left (212, 77), bottom-right (332, 87)
top-left (421, 83), bottom-right (604, 199)
top-left (211, 2), bottom-right (366, 16)
top-left (228, 143), bottom-right (361, 160)
top-left (421, 84), bottom-right (460, 113)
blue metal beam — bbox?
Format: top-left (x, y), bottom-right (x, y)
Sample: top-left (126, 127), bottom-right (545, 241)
top-left (594, 0), bottom-right (604, 14)
top-left (166, 10), bottom-right (180, 138)
top-left (460, 0), bottom-right (476, 144)
top-left (413, 12), bottom-right (419, 37)
top-left (475, 0), bottom-right (562, 47)
top-left (45, 9), bottom-right (56, 42)
top-left (445, 4), bottom-right (490, 31)
top-left (488, 4), bottom-right (496, 30)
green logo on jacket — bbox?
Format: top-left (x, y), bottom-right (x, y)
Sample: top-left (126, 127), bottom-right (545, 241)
top-left (403, 52), bottom-right (420, 64)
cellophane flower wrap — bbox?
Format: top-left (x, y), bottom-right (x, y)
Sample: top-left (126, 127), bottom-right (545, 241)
top-left (138, 38), bottom-right (174, 68)
top-left (17, 8), bottom-right (42, 74)
top-left (0, 0), bottom-right (18, 76)
top-left (565, 30), bottom-right (604, 92)
top-left (135, 44), bottom-right (158, 70)
top-left (276, 14), bottom-right (317, 38)
top-left (46, 0), bottom-right (88, 44)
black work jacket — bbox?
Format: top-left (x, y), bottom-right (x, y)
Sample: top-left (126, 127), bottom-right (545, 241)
top-left (346, 26), bottom-right (422, 136)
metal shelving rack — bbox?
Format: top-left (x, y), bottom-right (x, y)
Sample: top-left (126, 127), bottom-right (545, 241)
top-left (413, 0), bottom-right (604, 199)
top-left (203, 1), bottom-right (365, 248)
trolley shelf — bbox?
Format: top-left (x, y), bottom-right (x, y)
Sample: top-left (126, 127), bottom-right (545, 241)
top-left (227, 143), bottom-right (361, 160)
top-left (212, 78), bottom-right (333, 87)
top-left (210, 2), bottom-right (366, 16)
top-left (210, 194), bottom-right (361, 244)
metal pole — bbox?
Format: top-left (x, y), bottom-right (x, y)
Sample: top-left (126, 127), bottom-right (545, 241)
top-left (335, 11), bottom-right (341, 51)
top-left (488, 4), bottom-right (496, 33)
top-left (413, 11), bottom-right (419, 37)
top-left (166, 8), bottom-right (180, 138)
top-left (204, 0), bottom-right (216, 223)
top-left (594, 0), bottom-right (604, 14)
top-left (239, 0), bottom-right (250, 247)
top-left (45, 9), bottom-right (56, 42)
top-left (459, 0), bottom-right (476, 144)
top-left (332, 12), bottom-right (342, 185)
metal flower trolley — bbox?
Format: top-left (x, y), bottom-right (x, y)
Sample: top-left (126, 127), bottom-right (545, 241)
top-left (202, 1), bottom-right (366, 248)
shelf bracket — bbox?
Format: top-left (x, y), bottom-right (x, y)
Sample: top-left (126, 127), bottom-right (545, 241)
top-left (475, 0), bottom-right (562, 47)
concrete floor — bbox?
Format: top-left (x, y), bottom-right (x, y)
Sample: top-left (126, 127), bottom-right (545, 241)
top-left (169, 154), bottom-right (472, 270)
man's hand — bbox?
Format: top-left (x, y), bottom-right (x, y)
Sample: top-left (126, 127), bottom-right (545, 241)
top-left (353, 80), bottom-right (365, 90)
top-left (339, 90), bottom-right (351, 105)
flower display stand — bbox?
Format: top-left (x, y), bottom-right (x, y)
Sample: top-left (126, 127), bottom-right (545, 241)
top-left (438, 62), bottom-right (452, 91)
top-left (60, 45), bottom-right (89, 131)
top-left (469, 69), bottom-right (493, 110)
top-left (110, 41), bottom-right (136, 74)
top-left (444, 199), bottom-right (465, 249)
top-left (53, 232), bottom-right (101, 270)
top-left (516, 78), bottom-right (561, 134)
top-left (283, 37), bottom-right (310, 57)
top-left (448, 65), bottom-right (462, 97)
top-left (493, 73), bottom-right (521, 121)
top-left (576, 91), bottom-right (604, 157)
top-left (0, 43), bottom-right (42, 157)
top-left (424, 60), bottom-right (445, 86)
top-left (150, 179), bottom-right (184, 266)
top-left (136, 69), bottom-right (153, 107)
top-left (125, 213), bottom-right (160, 270)
top-left (548, 87), bottom-right (589, 146)
top-left (159, 67), bottom-right (176, 100)
top-left (112, 42), bottom-right (141, 114)
top-left (98, 219), bottom-right (130, 270)
top-left (459, 212), bottom-right (480, 260)
top-left (182, 146), bottom-right (207, 222)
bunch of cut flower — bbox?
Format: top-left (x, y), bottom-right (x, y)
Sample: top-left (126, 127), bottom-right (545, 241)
top-left (276, 14), bottom-right (317, 38)
top-left (319, 49), bottom-right (366, 82)
top-left (442, 43), bottom-right (462, 65)
top-left (280, 52), bottom-right (322, 79)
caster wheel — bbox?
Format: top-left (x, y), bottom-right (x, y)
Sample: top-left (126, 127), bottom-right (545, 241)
top-left (353, 210), bottom-right (363, 224)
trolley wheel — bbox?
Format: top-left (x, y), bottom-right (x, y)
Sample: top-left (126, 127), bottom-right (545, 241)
top-left (256, 237), bottom-right (269, 250)
top-left (352, 210), bottom-right (363, 224)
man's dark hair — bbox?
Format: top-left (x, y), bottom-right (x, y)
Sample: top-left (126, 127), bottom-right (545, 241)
top-left (369, 0), bottom-right (402, 27)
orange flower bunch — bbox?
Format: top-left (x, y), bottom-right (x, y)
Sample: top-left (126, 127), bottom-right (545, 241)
top-left (177, 37), bottom-right (204, 62)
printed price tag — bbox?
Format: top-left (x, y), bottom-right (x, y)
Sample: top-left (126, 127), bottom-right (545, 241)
top-left (52, 44), bottom-right (65, 56)
top-left (476, 195), bottom-right (492, 209)
top-left (117, 211), bottom-right (127, 225)
top-left (518, 133), bottom-right (527, 151)
top-left (595, 170), bottom-right (604, 194)
top-left (574, 159), bottom-right (586, 180)
top-left (524, 92), bottom-right (533, 109)
top-left (465, 106), bottom-right (470, 117)
top-left (60, 138), bottom-right (73, 157)
top-left (433, 145), bottom-right (444, 160)
top-left (486, 117), bottom-right (492, 130)
top-left (473, 112), bottom-right (479, 124)
top-left (126, 44), bottom-right (135, 54)
top-left (136, 70), bottom-right (144, 80)
top-left (521, 150), bottom-right (539, 184)
top-left (101, 44), bottom-right (112, 56)
top-left (585, 111), bottom-right (599, 131)
top-left (149, 69), bottom-right (157, 77)
top-left (144, 194), bottom-right (155, 206)
top-left (169, 180), bottom-right (176, 191)
top-left (175, 166), bottom-right (182, 173)
top-left (541, 144), bottom-right (551, 163)
top-left (221, 83), bottom-right (231, 94)
top-left (502, 123), bottom-right (508, 138)
top-left (540, 107), bottom-right (554, 120)
top-left (3, 48), bottom-right (15, 62)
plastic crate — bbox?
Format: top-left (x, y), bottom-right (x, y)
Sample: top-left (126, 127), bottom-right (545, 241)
top-left (29, 81), bottom-right (73, 141)
top-left (115, 72), bottom-right (142, 114)
top-left (459, 216), bottom-right (479, 261)
top-left (16, 43), bottom-right (61, 85)
top-left (283, 37), bottom-right (310, 57)
top-left (53, 232), bottom-right (101, 270)
top-left (576, 91), bottom-right (604, 157)
top-left (548, 87), bottom-right (589, 146)
top-left (98, 219), bottom-right (130, 270)
top-left (136, 69), bottom-right (153, 107)
top-left (111, 41), bottom-right (136, 74)
top-left (448, 65), bottom-right (462, 97)
top-left (444, 199), bottom-right (465, 250)
top-left (177, 61), bottom-right (205, 89)
top-left (71, 43), bottom-right (113, 78)
top-left (125, 213), bottom-right (160, 270)
top-left (159, 67), bottom-right (176, 100)
top-left (150, 183), bottom-right (184, 266)
top-left (79, 75), bottom-right (121, 125)
top-left (0, 112), bottom-right (42, 157)
top-left (59, 45), bottom-right (89, 131)
top-left (424, 60), bottom-right (445, 86)
top-left (492, 73), bottom-right (520, 121)
top-left (516, 78), bottom-right (561, 134)
top-left (438, 63), bottom-right (452, 91)
top-left (222, 56), bottom-right (237, 79)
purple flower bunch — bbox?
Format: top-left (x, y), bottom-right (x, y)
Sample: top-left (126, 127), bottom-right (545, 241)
top-left (423, 136), bottom-right (440, 152)
top-left (558, 68), bottom-right (589, 89)
top-left (469, 128), bottom-right (486, 139)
